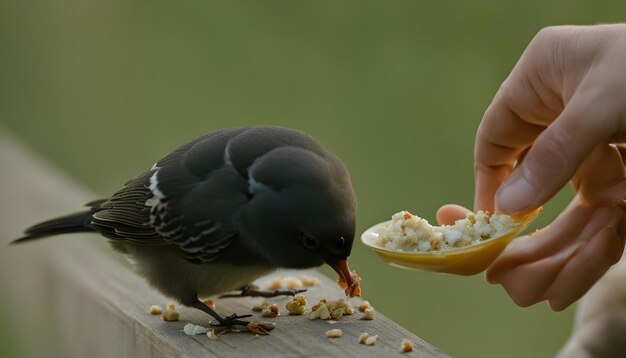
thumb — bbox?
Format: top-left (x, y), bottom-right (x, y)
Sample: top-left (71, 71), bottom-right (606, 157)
top-left (495, 92), bottom-right (616, 214)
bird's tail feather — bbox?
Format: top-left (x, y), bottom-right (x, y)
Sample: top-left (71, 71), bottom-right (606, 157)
top-left (11, 200), bottom-right (105, 244)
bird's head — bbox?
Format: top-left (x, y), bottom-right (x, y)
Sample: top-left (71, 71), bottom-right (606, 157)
top-left (239, 146), bottom-right (357, 291)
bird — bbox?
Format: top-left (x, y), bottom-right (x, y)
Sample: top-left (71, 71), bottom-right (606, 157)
top-left (13, 125), bottom-right (359, 333)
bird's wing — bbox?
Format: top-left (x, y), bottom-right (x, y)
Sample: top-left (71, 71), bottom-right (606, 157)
top-left (92, 127), bottom-right (252, 263)
top-left (92, 125), bottom-right (332, 263)
top-left (147, 163), bottom-right (249, 263)
top-left (91, 172), bottom-right (164, 246)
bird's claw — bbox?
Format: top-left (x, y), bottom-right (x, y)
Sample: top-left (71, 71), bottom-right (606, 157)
top-left (210, 314), bottom-right (276, 335)
top-left (211, 313), bottom-right (252, 329)
top-left (271, 288), bottom-right (307, 297)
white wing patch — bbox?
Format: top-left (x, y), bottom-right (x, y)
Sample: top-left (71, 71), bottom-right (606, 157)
top-left (144, 167), bottom-right (234, 263)
top-left (148, 170), bottom-right (166, 199)
top-left (146, 169), bottom-right (174, 233)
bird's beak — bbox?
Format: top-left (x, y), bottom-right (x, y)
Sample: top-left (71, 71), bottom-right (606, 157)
top-left (331, 258), bottom-right (353, 287)
top-left (328, 258), bottom-right (361, 297)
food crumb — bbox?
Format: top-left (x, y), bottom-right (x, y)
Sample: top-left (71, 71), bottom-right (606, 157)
top-left (266, 275), bottom-right (308, 290)
top-left (300, 275), bottom-right (320, 287)
top-left (364, 335), bottom-right (378, 346)
top-left (359, 332), bottom-right (369, 344)
top-left (285, 294), bottom-right (307, 315)
top-left (358, 301), bottom-right (370, 312)
top-left (207, 329), bottom-right (219, 340)
top-left (252, 301), bottom-right (269, 312)
top-left (266, 275), bottom-right (285, 290)
top-left (246, 322), bottom-right (276, 335)
top-left (311, 299), bottom-right (326, 312)
top-left (325, 328), bottom-right (342, 338)
top-left (285, 277), bottom-right (304, 289)
top-left (328, 299), bottom-right (355, 316)
top-left (149, 305), bottom-right (162, 315)
top-left (162, 303), bottom-right (180, 322)
top-left (252, 334), bottom-right (259, 340)
top-left (401, 339), bottom-right (414, 352)
top-left (308, 301), bottom-right (330, 320)
top-left (330, 307), bottom-right (345, 320)
top-left (261, 304), bottom-right (280, 318)
top-left (337, 271), bottom-right (362, 297)
top-left (362, 306), bottom-right (375, 320)
top-left (308, 298), bottom-right (354, 320)
top-left (183, 323), bottom-right (209, 336)
top-left (319, 304), bottom-right (331, 320)
top-left (379, 210), bottom-right (518, 252)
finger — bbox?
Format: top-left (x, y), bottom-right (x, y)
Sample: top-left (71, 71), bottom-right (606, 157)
top-left (474, 29), bottom-right (567, 212)
top-left (487, 235), bottom-right (576, 307)
top-left (486, 199), bottom-right (624, 308)
top-left (475, 162), bottom-right (514, 213)
top-left (474, 91), bottom-right (549, 212)
top-left (436, 204), bottom-right (471, 225)
top-left (573, 144), bottom-right (626, 206)
top-left (486, 196), bottom-right (592, 284)
top-left (495, 88), bottom-right (618, 214)
top-left (546, 224), bottom-right (625, 311)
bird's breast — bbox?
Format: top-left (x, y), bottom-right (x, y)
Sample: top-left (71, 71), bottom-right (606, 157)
top-left (118, 242), bottom-right (275, 300)
top-left (194, 262), bottom-right (275, 298)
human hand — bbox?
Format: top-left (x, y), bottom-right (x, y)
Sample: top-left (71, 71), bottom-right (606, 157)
top-left (439, 24), bottom-right (626, 310)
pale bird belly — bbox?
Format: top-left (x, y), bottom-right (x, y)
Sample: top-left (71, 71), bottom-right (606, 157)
top-left (120, 243), bottom-right (275, 300)
top-left (195, 263), bottom-right (275, 298)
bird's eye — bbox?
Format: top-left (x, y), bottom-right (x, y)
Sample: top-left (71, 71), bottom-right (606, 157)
top-left (336, 237), bottom-right (346, 249)
top-left (300, 233), bottom-right (320, 250)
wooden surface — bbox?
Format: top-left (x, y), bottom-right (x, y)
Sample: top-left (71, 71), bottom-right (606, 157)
top-left (0, 134), bottom-right (449, 358)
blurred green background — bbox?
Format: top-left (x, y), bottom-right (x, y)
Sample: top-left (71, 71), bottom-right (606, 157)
top-left (2, 1), bottom-right (625, 357)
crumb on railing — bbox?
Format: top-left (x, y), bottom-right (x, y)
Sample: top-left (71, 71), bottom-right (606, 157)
top-left (261, 304), bottom-right (280, 318)
top-left (359, 332), bottom-right (369, 344)
top-left (266, 275), bottom-right (313, 290)
top-left (285, 294), bottom-right (307, 315)
top-left (401, 339), bottom-right (414, 352)
top-left (162, 303), bottom-right (180, 322)
top-left (308, 300), bottom-right (330, 320)
top-left (364, 335), bottom-right (378, 346)
top-left (149, 305), bottom-right (162, 315)
top-left (309, 298), bottom-right (354, 320)
top-left (183, 323), bottom-right (209, 336)
top-left (325, 329), bottom-right (342, 338)
top-left (207, 330), bottom-right (219, 340)
top-left (358, 301), bottom-right (370, 312)
top-left (300, 275), bottom-right (320, 287)
top-left (252, 301), bottom-right (269, 312)
top-left (285, 277), bottom-right (303, 289)
top-left (362, 306), bottom-right (375, 320)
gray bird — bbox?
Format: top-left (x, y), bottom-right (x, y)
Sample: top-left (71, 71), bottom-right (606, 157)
top-left (13, 125), bottom-right (359, 331)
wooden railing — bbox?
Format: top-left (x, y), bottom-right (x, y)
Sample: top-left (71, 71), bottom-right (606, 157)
top-left (0, 135), bottom-right (448, 358)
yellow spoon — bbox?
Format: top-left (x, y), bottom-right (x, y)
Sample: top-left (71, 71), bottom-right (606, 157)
top-left (360, 207), bottom-right (542, 276)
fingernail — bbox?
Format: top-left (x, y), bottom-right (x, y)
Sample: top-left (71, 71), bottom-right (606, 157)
top-left (495, 175), bottom-right (535, 214)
